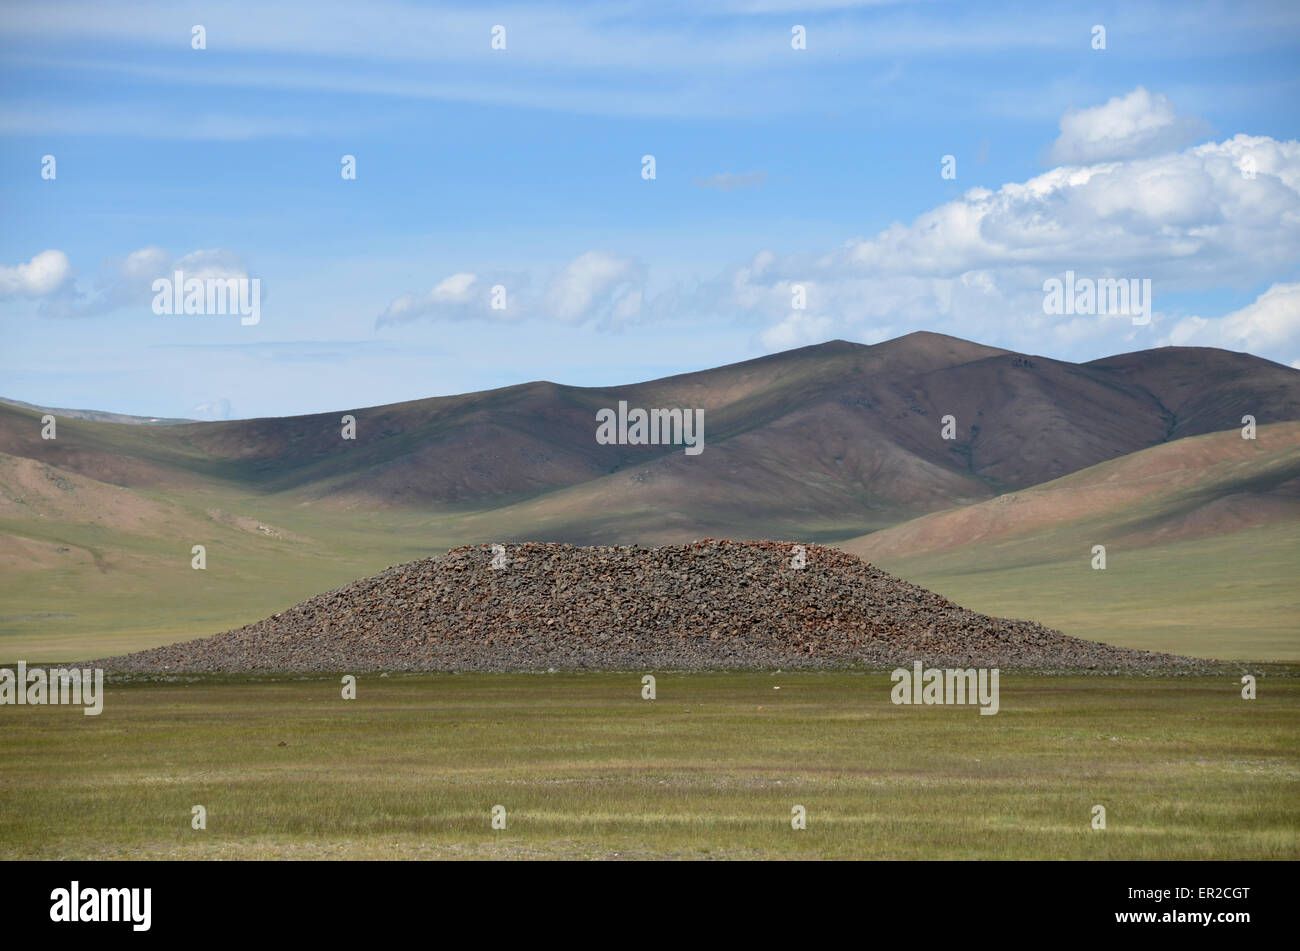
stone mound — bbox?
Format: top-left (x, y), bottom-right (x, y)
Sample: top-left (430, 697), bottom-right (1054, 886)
top-left (95, 540), bottom-right (1208, 671)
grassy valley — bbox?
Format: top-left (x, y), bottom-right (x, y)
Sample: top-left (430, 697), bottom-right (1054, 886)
top-left (842, 424), bottom-right (1300, 660)
top-left (2, 335), bottom-right (1298, 663)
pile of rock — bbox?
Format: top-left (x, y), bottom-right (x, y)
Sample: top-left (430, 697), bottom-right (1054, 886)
top-left (96, 540), bottom-right (1207, 671)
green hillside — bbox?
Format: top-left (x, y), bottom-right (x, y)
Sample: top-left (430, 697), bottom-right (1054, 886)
top-left (841, 424), bottom-right (1300, 661)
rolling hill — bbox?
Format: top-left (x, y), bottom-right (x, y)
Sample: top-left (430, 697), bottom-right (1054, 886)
top-left (5, 332), bottom-right (1298, 518)
top-left (2, 331), bottom-right (1297, 661)
top-left (839, 423), bottom-right (1300, 660)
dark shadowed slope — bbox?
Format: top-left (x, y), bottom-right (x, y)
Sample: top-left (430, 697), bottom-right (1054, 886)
top-left (4, 333), bottom-right (1298, 528)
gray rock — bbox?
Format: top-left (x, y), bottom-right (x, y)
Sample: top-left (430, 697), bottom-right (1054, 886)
top-left (92, 540), bottom-right (1213, 673)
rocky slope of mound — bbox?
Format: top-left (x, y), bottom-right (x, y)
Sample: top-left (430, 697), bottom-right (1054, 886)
top-left (96, 541), bottom-right (1208, 672)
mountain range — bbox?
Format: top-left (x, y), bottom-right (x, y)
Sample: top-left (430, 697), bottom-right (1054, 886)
top-left (3, 331), bottom-right (1297, 662)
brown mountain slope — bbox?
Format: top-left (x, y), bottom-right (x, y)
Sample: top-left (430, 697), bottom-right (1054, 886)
top-left (1086, 346), bottom-right (1300, 440)
top-left (2, 333), bottom-right (1298, 531)
top-left (835, 423), bottom-right (1300, 660)
top-left (5, 335), bottom-right (1298, 662)
top-left (0, 397), bottom-right (191, 426)
top-left (841, 421), bottom-right (1300, 562)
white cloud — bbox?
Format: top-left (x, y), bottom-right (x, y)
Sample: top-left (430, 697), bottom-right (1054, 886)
top-left (0, 1), bottom-right (1069, 73)
top-left (0, 3), bottom-right (1125, 123)
top-left (361, 95), bottom-right (1299, 365)
top-left (120, 246), bottom-right (170, 279)
top-left (1047, 87), bottom-right (1210, 164)
top-left (544, 251), bottom-right (643, 324)
top-left (1162, 283), bottom-right (1300, 355)
top-left (4, 6), bottom-right (1299, 126)
top-left (687, 121), bottom-right (1300, 356)
top-left (759, 312), bottom-right (834, 350)
top-left (171, 248), bottom-right (251, 282)
top-left (366, 119), bottom-right (1299, 365)
top-left (376, 272), bottom-right (501, 326)
top-left (376, 252), bottom-right (645, 328)
top-left (611, 288), bottom-right (644, 323)
top-left (828, 133), bottom-right (1300, 281)
top-left (0, 249), bottom-right (73, 298)
top-left (21, 246), bottom-right (254, 318)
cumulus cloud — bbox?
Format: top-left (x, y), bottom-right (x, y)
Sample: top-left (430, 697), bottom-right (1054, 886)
top-left (827, 134), bottom-right (1298, 282)
top-left (692, 125), bottom-right (1299, 357)
top-left (365, 93), bottom-right (1298, 366)
top-left (376, 252), bottom-right (646, 328)
top-left (20, 246), bottom-right (256, 318)
top-left (376, 271), bottom-right (507, 326)
top-left (1161, 283), bottom-right (1300, 356)
top-left (171, 248), bottom-right (250, 281)
top-left (0, 249), bottom-right (73, 298)
top-left (733, 129), bottom-right (1289, 345)
top-left (545, 251), bottom-right (643, 324)
top-left (1047, 87), bottom-right (1209, 165)
top-left (759, 312), bottom-right (834, 350)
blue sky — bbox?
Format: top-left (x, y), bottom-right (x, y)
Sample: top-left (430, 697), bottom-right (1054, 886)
top-left (2, 0), bottom-right (1298, 419)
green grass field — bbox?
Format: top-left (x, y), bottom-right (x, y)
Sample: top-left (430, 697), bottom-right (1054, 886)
top-left (0, 486), bottom-right (460, 663)
top-left (2, 670), bottom-right (1295, 860)
top-left (5, 478), bottom-right (1296, 664)
top-left (5, 418), bottom-right (1296, 665)
top-left (871, 522), bottom-right (1300, 662)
